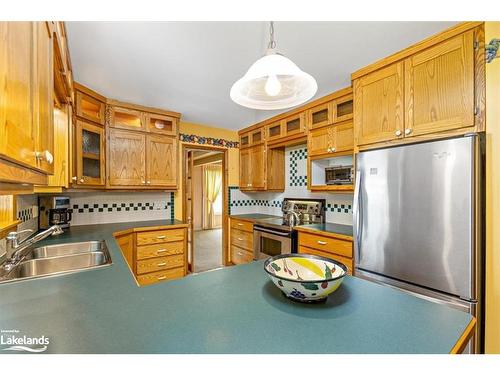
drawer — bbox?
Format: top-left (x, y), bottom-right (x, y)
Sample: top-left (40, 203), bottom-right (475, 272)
top-left (136, 228), bottom-right (185, 246)
top-left (230, 228), bottom-right (253, 250)
top-left (230, 219), bottom-right (253, 233)
top-left (298, 232), bottom-right (353, 258)
top-left (137, 267), bottom-right (185, 286)
top-left (136, 254), bottom-right (185, 275)
top-left (298, 246), bottom-right (353, 275)
top-left (137, 241), bottom-right (184, 260)
top-left (231, 245), bottom-right (254, 265)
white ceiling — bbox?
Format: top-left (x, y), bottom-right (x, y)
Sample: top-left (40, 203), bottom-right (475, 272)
top-left (66, 21), bottom-right (456, 130)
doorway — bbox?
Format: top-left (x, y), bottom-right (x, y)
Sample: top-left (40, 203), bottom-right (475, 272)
top-left (182, 145), bottom-right (228, 273)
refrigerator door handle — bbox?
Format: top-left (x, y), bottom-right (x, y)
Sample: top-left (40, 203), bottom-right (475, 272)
top-left (353, 170), bottom-right (362, 262)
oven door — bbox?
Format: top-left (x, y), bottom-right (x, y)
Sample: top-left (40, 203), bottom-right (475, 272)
top-left (253, 225), bottom-right (292, 260)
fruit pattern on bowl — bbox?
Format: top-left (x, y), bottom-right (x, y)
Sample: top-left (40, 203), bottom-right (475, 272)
top-left (264, 255), bottom-right (347, 302)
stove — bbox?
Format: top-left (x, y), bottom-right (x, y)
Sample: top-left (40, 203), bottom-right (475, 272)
top-left (253, 198), bottom-right (325, 259)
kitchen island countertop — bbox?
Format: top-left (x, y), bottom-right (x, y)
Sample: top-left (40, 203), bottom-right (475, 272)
top-left (0, 221), bottom-right (473, 353)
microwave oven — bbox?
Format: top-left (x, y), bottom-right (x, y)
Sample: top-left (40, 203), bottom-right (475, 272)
top-left (325, 165), bottom-right (354, 185)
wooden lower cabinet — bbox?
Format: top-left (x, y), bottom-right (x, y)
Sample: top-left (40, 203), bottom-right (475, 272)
top-left (229, 218), bottom-right (254, 265)
top-left (297, 230), bottom-right (354, 275)
top-left (115, 226), bottom-right (188, 287)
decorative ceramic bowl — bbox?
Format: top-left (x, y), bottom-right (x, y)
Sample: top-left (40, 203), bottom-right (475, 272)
top-left (264, 254), bottom-right (348, 303)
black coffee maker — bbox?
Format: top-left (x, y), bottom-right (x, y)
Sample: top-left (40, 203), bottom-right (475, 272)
top-left (39, 196), bottom-right (72, 230)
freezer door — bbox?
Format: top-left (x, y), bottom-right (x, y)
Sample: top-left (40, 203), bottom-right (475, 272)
top-left (355, 136), bottom-right (476, 300)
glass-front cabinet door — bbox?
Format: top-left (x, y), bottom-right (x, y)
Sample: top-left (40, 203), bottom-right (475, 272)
top-left (75, 119), bottom-right (106, 186)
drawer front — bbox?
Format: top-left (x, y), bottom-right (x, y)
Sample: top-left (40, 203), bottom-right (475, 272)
top-left (231, 245), bottom-right (254, 265)
top-left (137, 241), bottom-right (184, 260)
top-left (137, 267), bottom-right (185, 286)
top-left (298, 232), bottom-right (353, 258)
top-left (136, 228), bottom-right (185, 246)
top-left (136, 254), bottom-right (185, 275)
top-left (230, 219), bottom-right (253, 233)
top-left (230, 228), bottom-right (253, 250)
top-left (298, 246), bottom-right (353, 275)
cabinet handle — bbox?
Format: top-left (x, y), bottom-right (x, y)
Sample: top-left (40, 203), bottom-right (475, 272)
top-left (405, 128), bottom-right (412, 135)
top-left (156, 249), bottom-right (167, 254)
top-left (147, 181), bottom-right (151, 184)
top-left (157, 262), bottom-right (167, 267)
top-left (157, 235), bottom-right (166, 239)
top-left (237, 252), bottom-right (243, 256)
top-left (35, 150), bottom-right (54, 164)
top-left (72, 176), bottom-right (78, 181)
top-left (237, 223), bottom-right (243, 226)
top-left (317, 240), bottom-right (327, 245)
top-left (79, 178), bottom-right (85, 183)
top-left (237, 237), bottom-right (244, 241)
top-left (157, 276), bottom-right (167, 280)
top-left (395, 130), bottom-right (402, 137)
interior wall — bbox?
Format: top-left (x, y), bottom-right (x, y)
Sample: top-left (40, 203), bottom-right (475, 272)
top-left (485, 21), bottom-right (500, 354)
top-left (174, 121), bottom-right (239, 220)
top-left (192, 165), bottom-right (203, 230)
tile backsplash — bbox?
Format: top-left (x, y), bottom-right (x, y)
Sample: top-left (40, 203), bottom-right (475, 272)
top-left (63, 192), bottom-right (174, 226)
top-left (229, 144), bottom-right (354, 226)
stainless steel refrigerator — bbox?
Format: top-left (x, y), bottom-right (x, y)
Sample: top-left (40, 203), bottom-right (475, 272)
top-left (354, 134), bottom-right (484, 353)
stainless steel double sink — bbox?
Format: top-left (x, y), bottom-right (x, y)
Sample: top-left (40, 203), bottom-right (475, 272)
top-left (0, 241), bottom-right (112, 284)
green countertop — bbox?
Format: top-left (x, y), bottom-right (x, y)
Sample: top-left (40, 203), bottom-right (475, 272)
top-left (298, 223), bottom-right (353, 237)
top-left (230, 213), bottom-right (281, 220)
top-left (0, 221), bottom-right (472, 353)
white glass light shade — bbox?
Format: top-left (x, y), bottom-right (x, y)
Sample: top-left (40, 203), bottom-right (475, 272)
top-left (230, 52), bottom-right (318, 110)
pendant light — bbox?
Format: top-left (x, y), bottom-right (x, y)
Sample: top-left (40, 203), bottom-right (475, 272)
top-left (230, 22), bottom-right (318, 110)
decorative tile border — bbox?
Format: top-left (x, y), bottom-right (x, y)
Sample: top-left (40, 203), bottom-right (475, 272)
top-left (180, 133), bottom-right (239, 148)
top-left (17, 207), bottom-right (34, 222)
top-left (70, 201), bottom-right (170, 214)
top-left (289, 147), bottom-right (307, 187)
top-left (170, 193), bottom-right (175, 221)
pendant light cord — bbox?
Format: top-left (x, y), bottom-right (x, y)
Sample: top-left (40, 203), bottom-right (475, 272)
top-left (268, 21), bottom-right (276, 50)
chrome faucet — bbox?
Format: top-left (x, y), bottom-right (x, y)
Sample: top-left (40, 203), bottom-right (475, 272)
top-left (2, 225), bottom-right (64, 271)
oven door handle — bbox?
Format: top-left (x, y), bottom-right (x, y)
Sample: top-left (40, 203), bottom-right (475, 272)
top-left (254, 226), bottom-right (291, 237)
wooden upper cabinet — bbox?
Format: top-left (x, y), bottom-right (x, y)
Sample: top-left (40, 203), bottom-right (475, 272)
top-left (75, 119), bottom-right (106, 186)
top-left (282, 112), bottom-right (306, 137)
top-left (146, 113), bottom-right (177, 136)
top-left (76, 90), bottom-right (105, 125)
top-left (333, 94), bottom-right (353, 123)
top-left (266, 121), bottom-right (283, 142)
top-left (308, 126), bottom-right (334, 157)
top-left (240, 126), bottom-right (265, 148)
top-left (146, 134), bottom-right (177, 187)
top-left (239, 147), bottom-right (250, 189)
top-left (33, 22), bottom-right (54, 174)
top-left (306, 101), bottom-right (334, 129)
top-left (249, 144), bottom-right (266, 190)
top-left (108, 128), bottom-right (146, 186)
top-left (110, 106), bottom-right (145, 131)
top-left (404, 30), bottom-right (475, 137)
top-left (354, 61), bottom-right (404, 146)
top-left (308, 121), bottom-right (354, 157)
top-left (0, 22), bottom-right (38, 170)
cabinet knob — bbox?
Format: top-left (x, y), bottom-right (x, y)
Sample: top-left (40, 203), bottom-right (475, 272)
top-left (331, 147), bottom-right (336, 153)
top-left (79, 178), bottom-right (84, 183)
top-left (395, 130), bottom-right (402, 137)
top-left (142, 180), bottom-right (146, 184)
top-left (147, 181), bottom-right (151, 184)
top-left (405, 128), bottom-right (412, 135)
top-left (35, 150), bottom-right (54, 164)
top-left (72, 176), bottom-right (78, 181)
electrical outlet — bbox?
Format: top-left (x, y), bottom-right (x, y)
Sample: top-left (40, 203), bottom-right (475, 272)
top-left (154, 200), bottom-right (167, 210)
top-left (33, 205), bottom-right (39, 218)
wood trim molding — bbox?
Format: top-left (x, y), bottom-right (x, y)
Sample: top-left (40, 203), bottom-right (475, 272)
top-left (351, 22), bottom-right (484, 80)
top-left (73, 81), bottom-right (107, 102)
top-left (0, 158), bottom-right (48, 185)
top-left (106, 98), bottom-right (181, 119)
top-left (450, 317), bottom-right (476, 354)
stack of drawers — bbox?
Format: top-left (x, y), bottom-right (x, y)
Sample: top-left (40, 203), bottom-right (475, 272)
top-left (116, 226), bottom-right (188, 286)
top-left (297, 231), bottom-right (354, 274)
top-left (230, 219), bottom-right (254, 264)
